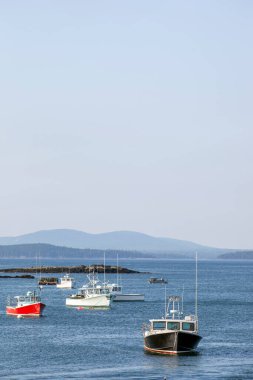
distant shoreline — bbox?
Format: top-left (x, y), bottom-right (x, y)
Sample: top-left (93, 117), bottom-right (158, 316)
top-left (217, 252), bottom-right (253, 260)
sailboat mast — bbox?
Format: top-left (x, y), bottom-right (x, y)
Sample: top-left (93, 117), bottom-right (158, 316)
top-left (195, 252), bottom-right (198, 319)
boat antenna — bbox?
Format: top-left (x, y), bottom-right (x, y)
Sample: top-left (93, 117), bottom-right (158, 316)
top-left (117, 253), bottom-right (119, 285)
top-left (164, 285), bottom-right (167, 318)
top-left (35, 252), bottom-right (37, 277)
top-left (39, 251), bottom-right (42, 281)
top-left (195, 252), bottom-right (198, 320)
top-left (103, 251), bottom-right (106, 288)
top-left (182, 284), bottom-right (184, 315)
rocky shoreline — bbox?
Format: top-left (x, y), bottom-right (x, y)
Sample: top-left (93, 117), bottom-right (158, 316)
top-left (0, 264), bottom-right (144, 274)
top-left (0, 275), bottom-right (35, 279)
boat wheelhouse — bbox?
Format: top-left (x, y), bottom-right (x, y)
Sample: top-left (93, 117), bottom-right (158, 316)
top-left (56, 273), bottom-right (75, 289)
top-left (6, 290), bottom-right (45, 317)
top-left (143, 295), bottom-right (201, 355)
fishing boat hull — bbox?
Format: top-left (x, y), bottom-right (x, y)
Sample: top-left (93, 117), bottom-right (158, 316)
top-left (113, 294), bottom-right (144, 302)
top-left (56, 283), bottom-right (74, 289)
top-left (66, 294), bottom-right (111, 309)
top-left (144, 331), bottom-right (202, 355)
top-left (6, 302), bottom-right (46, 317)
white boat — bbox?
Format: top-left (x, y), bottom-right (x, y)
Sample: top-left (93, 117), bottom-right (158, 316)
top-left (106, 283), bottom-right (144, 302)
top-left (66, 272), bottom-right (111, 309)
top-left (57, 274), bottom-right (75, 289)
top-left (103, 254), bottom-right (144, 302)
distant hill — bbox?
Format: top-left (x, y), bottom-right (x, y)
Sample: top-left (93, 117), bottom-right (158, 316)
top-left (0, 229), bottom-right (225, 258)
top-left (218, 251), bottom-right (253, 260)
top-left (0, 243), bottom-right (189, 260)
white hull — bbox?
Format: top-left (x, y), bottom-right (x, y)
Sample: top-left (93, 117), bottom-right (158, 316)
top-left (113, 294), bottom-right (144, 302)
top-left (66, 294), bottom-right (110, 308)
top-left (57, 283), bottom-right (74, 289)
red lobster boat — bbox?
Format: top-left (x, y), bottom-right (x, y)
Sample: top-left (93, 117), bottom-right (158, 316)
top-left (6, 290), bottom-right (45, 317)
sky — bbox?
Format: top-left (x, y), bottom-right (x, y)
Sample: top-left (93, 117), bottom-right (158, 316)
top-left (0, 0), bottom-right (252, 249)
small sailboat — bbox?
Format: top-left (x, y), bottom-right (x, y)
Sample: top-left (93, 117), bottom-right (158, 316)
top-left (143, 255), bottom-right (201, 354)
top-left (56, 273), bottom-right (75, 289)
top-left (6, 290), bottom-right (45, 317)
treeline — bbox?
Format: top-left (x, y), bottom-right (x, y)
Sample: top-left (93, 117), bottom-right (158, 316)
top-left (0, 243), bottom-right (149, 259)
top-left (218, 251), bottom-right (253, 260)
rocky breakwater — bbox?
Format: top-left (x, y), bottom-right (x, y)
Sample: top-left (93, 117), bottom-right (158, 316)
top-left (0, 275), bottom-right (35, 279)
top-left (0, 264), bottom-right (144, 274)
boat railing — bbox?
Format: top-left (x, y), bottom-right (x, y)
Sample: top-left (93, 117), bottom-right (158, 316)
top-left (142, 322), bottom-right (150, 334)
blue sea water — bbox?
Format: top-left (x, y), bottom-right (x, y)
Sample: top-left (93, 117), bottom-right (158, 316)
top-left (0, 259), bottom-right (252, 379)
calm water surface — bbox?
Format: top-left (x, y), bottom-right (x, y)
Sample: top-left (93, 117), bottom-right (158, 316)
top-left (0, 259), bottom-right (252, 379)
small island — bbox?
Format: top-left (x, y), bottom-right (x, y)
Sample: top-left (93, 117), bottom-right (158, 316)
top-left (0, 275), bottom-right (35, 279)
top-left (0, 264), bottom-right (144, 274)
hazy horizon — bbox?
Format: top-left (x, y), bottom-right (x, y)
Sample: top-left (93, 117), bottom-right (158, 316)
top-left (0, 1), bottom-right (252, 249)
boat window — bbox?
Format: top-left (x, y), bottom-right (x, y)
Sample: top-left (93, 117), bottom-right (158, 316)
top-left (152, 321), bottom-right (166, 330)
top-left (182, 322), bottom-right (195, 331)
top-left (112, 286), bottom-right (121, 292)
top-left (167, 322), bottom-right (180, 330)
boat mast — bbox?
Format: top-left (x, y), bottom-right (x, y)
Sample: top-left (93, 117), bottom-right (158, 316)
top-left (164, 285), bottom-right (167, 318)
top-left (117, 253), bottom-right (119, 285)
top-left (195, 252), bottom-right (198, 320)
top-left (182, 285), bottom-right (184, 315)
top-left (103, 251), bottom-right (106, 287)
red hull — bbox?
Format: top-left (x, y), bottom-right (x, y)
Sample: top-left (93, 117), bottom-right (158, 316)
top-left (6, 302), bottom-right (45, 317)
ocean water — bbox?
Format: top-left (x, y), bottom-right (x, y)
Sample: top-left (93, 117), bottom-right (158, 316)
top-left (0, 259), bottom-right (252, 379)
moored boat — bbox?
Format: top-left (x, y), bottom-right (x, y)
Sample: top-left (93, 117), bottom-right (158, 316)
top-left (38, 277), bottom-right (58, 285)
top-left (106, 283), bottom-right (144, 302)
top-left (103, 254), bottom-right (144, 301)
top-left (66, 272), bottom-right (111, 309)
top-left (143, 295), bottom-right (201, 354)
top-left (148, 277), bottom-right (168, 284)
top-left (6, 290), bottom-right (45, 317)
top-left (56, 273), bottom-right (75, 289)
top-left (143, 255), bottom-right (201, 355)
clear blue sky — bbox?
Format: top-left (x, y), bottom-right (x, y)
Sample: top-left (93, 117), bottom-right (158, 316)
top-left (0, 1), bottom-right (252, 249)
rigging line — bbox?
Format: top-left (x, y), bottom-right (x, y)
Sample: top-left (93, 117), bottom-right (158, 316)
top-left (195, 252), bottom-right (198, 320)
